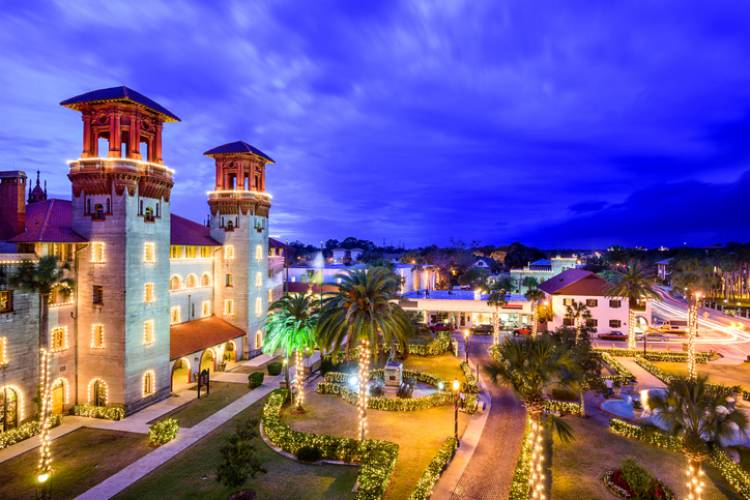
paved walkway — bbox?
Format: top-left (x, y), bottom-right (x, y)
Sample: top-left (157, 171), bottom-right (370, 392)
top-left (615, 357), bottom-right (666, 390)
top-left (76, 374), bottom-right (282, 500)
top-left (440, 336), bottom-right (526, 500)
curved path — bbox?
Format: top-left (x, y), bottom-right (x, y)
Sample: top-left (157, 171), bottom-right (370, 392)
top-left (448, 336), bottom-right (526, 500)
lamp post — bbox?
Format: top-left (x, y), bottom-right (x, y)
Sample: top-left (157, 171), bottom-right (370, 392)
top-left (463, 329), bottom-right (470, 363)
top-left (452, 379), bottom-right (461, 446)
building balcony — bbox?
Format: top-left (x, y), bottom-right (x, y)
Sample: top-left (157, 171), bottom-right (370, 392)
top-left (207, 190), bottom-right (272, 203)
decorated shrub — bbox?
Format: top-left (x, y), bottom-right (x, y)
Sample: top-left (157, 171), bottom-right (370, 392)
top-left (248, 371), bottom-right (265, 389)
top-left (0, 415), bottom-right (63, 451)
top-left (296, 445), bottom-right (322, 463)
top-left (149, 418), bottom-right (179, 446)
top-left (409, 437), bottom-right (458, 499)
top-left (72, 404), bottom-right (125, 421)
top-left (603, 458), bottom-right (674, 499)
top-left (267, 360), bottom-right (283, 376)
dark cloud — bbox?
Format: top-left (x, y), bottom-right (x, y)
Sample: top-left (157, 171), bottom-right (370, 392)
top-left (568, 201), bottom-right (607, 214)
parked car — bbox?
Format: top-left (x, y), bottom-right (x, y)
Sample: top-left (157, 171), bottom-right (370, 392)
top-left (597, 330), bottom-right (627, 341)
top-left (513, 326), bottom-right (531, 336)
top-left (472, 324), bottom-right (493, 335)
top-left (430, 323), bottom-right (453, 332)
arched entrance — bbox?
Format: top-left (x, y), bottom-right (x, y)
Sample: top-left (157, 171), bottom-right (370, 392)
top-left (200, 349), bottom-right (215, 375)
top-left (171, 358), bottom-right (191, 390)
top-left (0, 386), bottom-right (18, 431)
top-left (224, 341), bottom-right (237, 363)
top-left (51, 378), bottom-right (67, 415)
top-left (90, 379), bottom-right (107, 406)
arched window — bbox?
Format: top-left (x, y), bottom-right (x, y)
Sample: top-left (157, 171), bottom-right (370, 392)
top-left (170, 275), bottom-right (182, 291)
top-left (200, 273), bottom-right (211, 287)
top-left (186, 274), bottom-right (198, 289)
top-left (89, 378), bottom-right (108, 406)
top-left (0, 386), bottom-right (18, 431)
top-left (143, 370), bottom-right (155, 397)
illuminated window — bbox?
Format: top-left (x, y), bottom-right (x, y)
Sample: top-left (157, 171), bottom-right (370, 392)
top-left (142, 370), bottom-right (155, 396)
top-left (186, 274), bottom-right (198, 289)
top-left (255, 330), bottom-right (263, 349)
top-left (255, 271), bottom-right (262, 288)
top-left (143, 242), bottom-right (156, 263)
top-left (0, 337), bottom-right (6, 364)
top-left (170, 275), bottom-right (182, 291)
top-left (224, 245), bottom-right (235, 260)
top-left (200, 246), bottom-right (212, 258)
top-left (224, 299), bottom-right (234, 316)
top-left (255, 244), bottom-right (263, 261)
top-left (144, 282), bottom-right (155, 303)
top-left (170, 306), bottom-right (181, 325)
top-left (255, 297), bottom-right (262, 317)
top-left (143, 320), bottom-right (155, 345)
top-left (201, 301), bottom-right (211, 317)
top-left (89, 379), bottom-right (108, 406)
top-left (51, 326), bottom-right (67, 351)
top-left (0, 291), bottom-right (13, 314)
top-left (201, 273), bottom-right (211, 287)
top-left (170, 246), bottom-right (183, 259)
top-left (185, 246), bottom-right (197, 259)
top-left (91, 242), bottom-right (105, 263)
top-left (91, 324), bottom-right (104, 348)
top-left (268, 289), bottom-right (273, 303)
top-left (225, 273), bottom-right (233, 287)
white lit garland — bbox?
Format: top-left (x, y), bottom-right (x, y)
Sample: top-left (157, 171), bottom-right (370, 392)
top-left (528, 419), bottom-right (546, 499)
top-left (294, 349), bottom-right (305, 409)
top-left (37, 348), bottom-right (52, 485)
top-left (687, 292), bottom-right (700, 380)
top-left (358, 339), bottom-right (370, 440)
top-left (687, 461), bottom-right (705, 500)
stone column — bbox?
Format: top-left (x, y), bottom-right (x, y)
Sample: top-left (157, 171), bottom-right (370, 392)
top-left (128, 114), bottom-right (141, 159)
top-left (82, 113), bottom-right (92, 158)
top-left (154, 123), bottom-right (163, 163)
top-left (108, 111), bottom-right (121, 158)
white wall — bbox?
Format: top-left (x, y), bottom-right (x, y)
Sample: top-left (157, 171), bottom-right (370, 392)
top-left (547, 294), bottom-right (629, 334)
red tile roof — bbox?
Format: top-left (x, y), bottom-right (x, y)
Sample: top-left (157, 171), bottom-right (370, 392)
top-left (9, 199), bottom-right (86, 243)
top-left (170, 316), bottom-right (245, 360)
top-left (287, 282), bottom-right (339, 294)
top-left (538, 269), bottom-right (611, 296)
top-left (170, 214), bottom-right (219, 246)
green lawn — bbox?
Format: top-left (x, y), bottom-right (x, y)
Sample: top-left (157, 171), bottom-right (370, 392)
top-left (286, 389), bottom-right (469, 499)
top-left (651, 361), bottom-right (750, 392)
top-left (401, 353), bottom-right (465, 382)
top-left (0, 428), bottom-right (151, 499)
top-left (117, 396), bottom-right (358, 500)
top-left (154, 381), bottom-right (251, 427)
top-left (552, 417), bottom-right (735, 499)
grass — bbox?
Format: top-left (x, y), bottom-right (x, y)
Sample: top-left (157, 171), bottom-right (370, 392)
top-left (401, 353), bottom-right (465, 382)
top-left (0, 428), bottom-right (151, 499)
top-left (154, 381), bottom-right (250, 427)
top-left (286, 389), bottom-right (469, 499)
top-left (117, 396), bottom-right (358, 500)
top-left (651, 361), bottom-right (750, 392)
top-left (552, 417), bottom-right (735, 499)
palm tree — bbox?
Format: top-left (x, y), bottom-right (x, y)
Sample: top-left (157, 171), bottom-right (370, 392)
top-left (564, 299), bottom-right (591, 344)
top-left (650, 377), bottom-right (747, 499)
top-left (671, 259), bottom-right (719, 379)
top-left (317, 267), bottom-right (413, 440)
top-left (11, 256), bottom-right (74, 349)
top-left (607, 260), bottom-right (659, 350)
top-left (524, 288), bottom-right (546, 336)
top-left (486, 284), bottom-right (508, 345)
top-left (485, 335), bottom-right (575, 498)
top-left (263, 293), bottom-right (318, 410)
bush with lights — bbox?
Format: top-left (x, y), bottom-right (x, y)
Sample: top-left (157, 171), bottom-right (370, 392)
top-left (408, 437), bottom-right (458, 500)
top-left (262, 389), bottom-right (398, 499)
top-left (593, 347), bottom-right (717, 363)
top-left (0, 415), bottom-right (63, 451)
top-left (633, 357), bottom-right (742, 397)
top-left (509, 420), bottom-right (534, 500)
top-left (598, 352), bottom-right (637, 385)
top-left (403, 332), bottom-right (452, 356)
top-left (459, 361), bottom-right (479, 393)
top-left (543, 399), bottom-right (583, 416)
top-left (148, 418), bottom-right (179, 446)
top-left (71, 404), bottom-right (125, 421)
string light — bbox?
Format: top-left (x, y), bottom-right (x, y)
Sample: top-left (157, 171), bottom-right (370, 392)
top-left (358, 339), bottom-right (370, 440)
top-left (295, 349), bottom-right (305, 409)
top-left (687, 291), bottom-right (700, 379)
top-left (528, 419), bottom-right (546, 499)
top-left (37, 348), bottom-right (52, 486)
top-left (686, 462), bottom-right (705, 500)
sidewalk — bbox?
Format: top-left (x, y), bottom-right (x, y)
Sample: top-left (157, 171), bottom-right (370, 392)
top-left (615, 357), bottom-right (666, 390)
top-left (76, 374), bottom-right (282, 500)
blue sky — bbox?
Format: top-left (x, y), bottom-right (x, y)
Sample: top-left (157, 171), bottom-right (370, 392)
top-left (2, 1), bottom-right (749, 249)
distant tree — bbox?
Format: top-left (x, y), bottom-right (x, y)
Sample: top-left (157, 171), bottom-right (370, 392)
top-left (503, 242), bottom-right (545, 270)
top-left (458, 267), bottom-right (489, 288)
top-left (216, 418), bottom-right (266, 488)
top-left (524, 288), bottom-right (546, 336)
top-left (564, 299), bottom-right (591, 344)
top-left (606, 260), bottom-right (659, 350)
top-left (486, 284), bottom-right (508, 345)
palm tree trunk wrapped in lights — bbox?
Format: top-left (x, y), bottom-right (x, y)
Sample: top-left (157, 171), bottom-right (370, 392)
top-left (527, 414), bottom-right (546, 500)
top-left (606, 260), bottom-right (658, 351)
top-left (294, 349), bottom-right (305, 410)
top-left (357, 339), bottom-right (370, 440)
top-left (37, 348), bottom-right (53, 485)
top-left (627, 307), bottom-right (637, 350)
top-left (686, 458), bottom-right (705, 500)
top-left (687, 293), bottom-right (700, 380)
top-left (491, 311), bottom-right (500, 345)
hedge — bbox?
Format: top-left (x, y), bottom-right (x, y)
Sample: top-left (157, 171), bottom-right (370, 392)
top-left (609, 418), bottom-right (750, 498)
top-left (598, 352), bottom-right (637, 385)
top-left (325, 369), bottom-right (446, 391)
top-left (508, 420), bottom-right (533, 500)
top-left (408, 437), bottom-right (458, 500)
top-left (316, 381), bottom-right (462, 412)
top-left (148, 418), bottom-right (179, 446)
top-left (459, 361), bottom-right (479, 393)
top-left (593, 347), bottom-right (718, 363)
top-left (543, 399), bottom-right (583, 416)
top-left (0, 415), bottom-right (63, 451)
top-left (403, 332), bottom-right (451, 356)
top-left (72, 404), bottom-right (125, 421)
top-left (262, 389), bottom-right (398, 499)
top-left (633, 356), bottom-right (742, 397)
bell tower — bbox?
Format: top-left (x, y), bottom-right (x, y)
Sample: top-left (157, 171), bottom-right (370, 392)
top-left (61, 86), bottom-right (179, 414)
top-left (205, 141), bottom-right (274, 357)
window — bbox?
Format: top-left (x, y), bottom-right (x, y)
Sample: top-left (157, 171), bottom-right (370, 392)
top-left (225, 273), bottom-right (233, 287)
top-left (170, 246), bottom-right (183, 259)
top-left (170, 275), bottom-right (182, 291)
top-left (91, 324), bottom-right (104, 348)
top-left (91, 242), bottom-right (105, 263)
top-left (143, 320), bottom-right (155, 345)
top-left (224, 299), bottom-right (234, 316)
top-left (201, 301), bottom-right (211, 317)
top-left (562, 298), bottom-right (573, 306)
top-left (144, 283), bottom-right (155, 303)
top-left (186, 274), bottom-right (198, 289)
top-left (200, 246), bottom-right (212, 258)
top-left (92, 285), bottom-right (103, 305)
top-left (51, 326), bottom-right (67, 351)
top-left (268, 288), bottom-right (274, 303)
top-left (185, 246), bottom-right (197, 259)
top-left (609, 320), bottom-right (622, 328)
top-left (143, 242), bottom-right (156, 263)
top-left (143, 370), bottom-right (155, 397)
top-left (224, 245), bottom-right (235, 260)
top-left (255, 297), bottom-right (262, 317)
top-left (255, 271), bottom-right (262, 288)
top-left (0, 337), bottom-right (6, 365)
top-left (586, 319), bottom-right (598, 328)
top-left (201, 273), bottom-right (211, 287)
top-left (0, 291), bottom-right (12, 314)
top-left (585, 299), bottom-right (598, 307)
top-left (255, 244), bottom-right (263, 261)
top-left (255, 330), bottom-right (263, 349)
top-left (562, 318), bottom-right (574, 327)
top-left (609, 299), bottom-right (622, 308)
top-left (170, 306), bottom-right (181, 325)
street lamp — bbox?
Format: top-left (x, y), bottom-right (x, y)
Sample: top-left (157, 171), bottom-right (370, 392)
top-left (463, 329), bottom-right (470, 363)
top-left (452, 379), bottom-right (461, 446)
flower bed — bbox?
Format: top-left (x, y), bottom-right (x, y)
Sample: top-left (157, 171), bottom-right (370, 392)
top-left (593, 347), bottom-right (718, 363)
top-left (408, 437), bottom-right (458, 500)
top-left (599, 352), bottom-right (636, 385)
top-left (262, 389), bottom-right (398, 500)
top-left (71, 404), bottom-right (125, 421)
top-left (508, 420), bottom-right (533, 500)
top-left (0, 415), bottom-right (63, 451)
top-left (602, 465), bottom-right (674, 499)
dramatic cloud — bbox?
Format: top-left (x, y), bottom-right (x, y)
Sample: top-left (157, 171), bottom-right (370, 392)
top-left (1, 1), bottom-right (749, 248)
